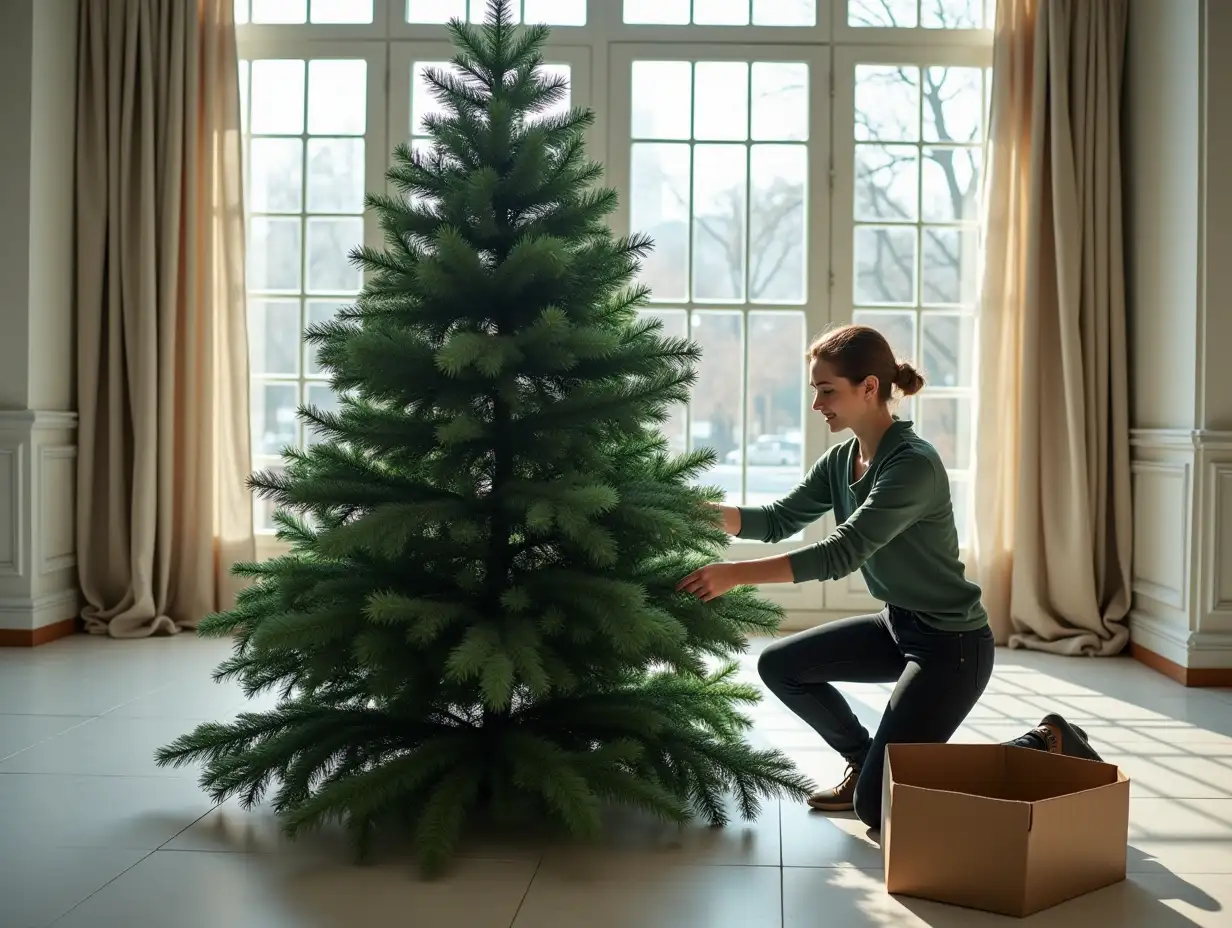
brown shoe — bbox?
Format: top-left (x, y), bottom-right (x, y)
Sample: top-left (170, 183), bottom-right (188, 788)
top-left (807, 764), bottom-right (860, 811)
top-left (1008, 713), bottom-right (1104, 763)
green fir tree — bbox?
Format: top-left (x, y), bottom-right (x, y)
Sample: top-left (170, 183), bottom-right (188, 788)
top-left (156, 0), bottom-right (813, 875)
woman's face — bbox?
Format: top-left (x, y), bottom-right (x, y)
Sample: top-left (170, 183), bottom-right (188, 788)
top-left (809, 358), bottom-right (878, 433)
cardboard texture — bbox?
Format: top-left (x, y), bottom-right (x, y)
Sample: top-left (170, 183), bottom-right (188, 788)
top-left (881, 743), bottom-right (1131, 918)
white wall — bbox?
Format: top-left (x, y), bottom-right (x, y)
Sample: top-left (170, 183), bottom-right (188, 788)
top-left (28, 0), bottom-right (79, 411)
top-left (1126, 0), bottom-right (1232, 678)
top-left (0, 0), bottom-right (35, 410)
top-left (0, 0), bottom-right (79, 638)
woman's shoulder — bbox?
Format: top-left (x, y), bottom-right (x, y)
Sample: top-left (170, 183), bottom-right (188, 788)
top-left (880, 435), bottom-right (946, 487)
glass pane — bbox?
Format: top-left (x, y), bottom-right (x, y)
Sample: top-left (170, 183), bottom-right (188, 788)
top-left (694, 63), bottom-right (749, 141)
top-left (629, 144), bottom-right (691, 302)
top-left (310, 0), bottom-right (374, 22)
top-left (922, 0), bottom-right (984, 29)
top-left (751, 62), bottom-right (809, 142)
top-left (624, 0), bottom-right (690, 23)
top-left (746, 312), bottom-right (806, 506)
top-left (848, 0), bottom-right (917, 27)
top-left (753, 0), bottom-right (816, 26)
top-left (305, 383), bottom-right (341, 446)
top-left (248, 139), bottom-right (303, 213)
top-left (307, 138), bottom-right (366, 213)
top-left (922, 147), bottom-right (981, 222)
top-left (249, 300), bottom-right (301, 376)
top-left (238, 61), bottom-right (250, 129)
top-left (412, 61), bottom-right (456, 136)
top-left (631, 61), bottom-right (691, 140)
top-left (255, 463), bottom-right (286, 531)
top-left (306, 300), bottom-right (347, 376)
top-left (695, 0), bottom-right (750, 25)
top-left (749, 145), bottom-right (807, 303)
top-left (530, 64), bottom-right (572, 124)
top-left (854, 227), bottom-right (916, 305)
top-left (852, 309), bottom-right (917, 367)
top-left (407, 0), bottom-right (466, 22)
top-left (250, 60), bottom-right (305, 135)
top-left (252, 0), bottom-right (307, 23)
top-left (306, 218), bottom-right (364, 293)
top-left (918, 396), bottom-right (971, 468)
top-left (640, 309), bottom-right (688, 454)
top-left (855, 66), bottom-right (920, 143)
top-left (924, 67), bottom-right (983, 143)
top-left (921, 227), bottom-right (979, 306)
top-left (690, 311), bottom-right (744, 503)
top-left (249, 218), bottom-right (303, 293)
top-left (854, 144), bottom-right (918, 222)
top-left (235, 0), bottom-right (250, 25)
top-left (692, 145), bottom-right (748, 303)
top-left (253, 382), bottom-right (300, 456)
top-left (308, 60), bottom-right (367, 136)
top-left (921, 311), bottom-right (974, 387)
top-left (524, 0), bottom-right (586, 25)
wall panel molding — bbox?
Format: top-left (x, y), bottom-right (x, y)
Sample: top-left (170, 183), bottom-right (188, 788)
top-left (0, 410), bottom-right (78, 643)
top-left (1129, 428), bottom-right (1232, 677)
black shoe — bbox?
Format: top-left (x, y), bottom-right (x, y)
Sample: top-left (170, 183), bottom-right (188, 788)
top-left (1009, 713), bottom-right (1104, 762)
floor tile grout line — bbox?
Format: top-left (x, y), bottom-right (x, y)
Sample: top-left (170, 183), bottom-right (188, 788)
top-left (0, 716), bottom-right (104, 764)
top-left (506, 850), bottom-right (544, 928)
top-left (153, 801), bottom-right (225, 854)
top-left (778, 798), bottom-right (785, 928)
top-left (45, 847), bottom-right (160, 928)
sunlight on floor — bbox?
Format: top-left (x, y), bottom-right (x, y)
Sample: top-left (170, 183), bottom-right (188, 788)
top-left (1, 634), bottom-right (1231, 927)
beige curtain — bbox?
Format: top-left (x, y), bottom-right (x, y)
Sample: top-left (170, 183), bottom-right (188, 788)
top-left (75, 0), bottom-right (253, 638)
top-left (970, 0), bottom-right (1132, 656)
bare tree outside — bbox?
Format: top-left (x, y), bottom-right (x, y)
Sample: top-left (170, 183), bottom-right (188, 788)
top-left (629, 61), bottom-right (811, 504)
top-left (848, 0), bottom-right (991, 30)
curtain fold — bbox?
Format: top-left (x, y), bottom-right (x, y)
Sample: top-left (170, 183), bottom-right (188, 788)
top-left (75, 0), bottom-right (253, 638)
top-left (970, 0), bottom-right (1132, 655)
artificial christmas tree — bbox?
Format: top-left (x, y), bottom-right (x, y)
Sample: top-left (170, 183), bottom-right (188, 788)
top-left (157, 0), bottom-right (813, 874)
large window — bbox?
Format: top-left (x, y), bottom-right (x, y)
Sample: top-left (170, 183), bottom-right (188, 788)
top-left (236, 0), bottom-right (993, 615)
top-left (609, 47), bottom-right (822, 512)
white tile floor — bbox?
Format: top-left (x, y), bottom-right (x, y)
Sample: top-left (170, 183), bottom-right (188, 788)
top-left (2, 634), bottom-right (1231, 927)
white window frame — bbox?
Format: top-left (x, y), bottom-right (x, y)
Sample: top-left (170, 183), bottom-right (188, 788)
top-left (237, 0), bottom-right (995, 624)
top-left (835, 0), bottom-right (993, 44)
top-left (236, 38), bottom-right (389, 561)
top-left (607, 42), bottom-right (831, 616)
top-left (825, 42), bottom-right (992, 614)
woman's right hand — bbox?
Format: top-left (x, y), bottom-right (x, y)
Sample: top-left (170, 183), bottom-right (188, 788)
top-left (707, 503), bottom-right (741, 536)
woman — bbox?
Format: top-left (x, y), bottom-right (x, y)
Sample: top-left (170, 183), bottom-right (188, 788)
top-left (677, 324), bottom-right (1101, 829)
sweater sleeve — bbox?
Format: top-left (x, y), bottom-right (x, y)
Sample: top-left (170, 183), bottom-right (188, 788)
top-left (786, 450), bottom-right (936, 584)
top-left (735, 451), bottom-right (834, 544)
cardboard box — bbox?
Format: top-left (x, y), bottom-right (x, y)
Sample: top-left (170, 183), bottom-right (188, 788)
top-left (880, 743), bottom-right (1130, 918)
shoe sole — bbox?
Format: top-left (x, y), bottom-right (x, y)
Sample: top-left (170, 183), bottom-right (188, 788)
top-left (807, 797), bottom-right (855, 812)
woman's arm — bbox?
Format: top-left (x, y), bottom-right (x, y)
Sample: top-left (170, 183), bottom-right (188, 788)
top-left (676, 554), bottom-right (795, 602)
top-left (708, 503), bottom-right (742, 535)
top-left (787, 451), bottom-right (936, 584)
top-left (736, 454), bottom-right (835, 543)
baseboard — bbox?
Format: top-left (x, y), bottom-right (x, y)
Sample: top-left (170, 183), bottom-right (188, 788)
top-left (0, 616), bottom-right (78, 647)
top-left (0, 588), bottom-right (81, 646)
top-left (1129, 640), bottom-right (1232, 687)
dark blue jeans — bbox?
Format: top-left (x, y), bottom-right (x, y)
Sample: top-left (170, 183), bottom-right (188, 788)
top-left (757, 605), bottom-right (995, 828)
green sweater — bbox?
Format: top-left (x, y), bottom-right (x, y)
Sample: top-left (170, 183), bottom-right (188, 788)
top-left (736, 420), bottom-right (987, 632)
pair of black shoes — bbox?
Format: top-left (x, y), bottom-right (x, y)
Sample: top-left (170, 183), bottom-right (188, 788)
top-left (1008, 713), bottom-right (1104, 762)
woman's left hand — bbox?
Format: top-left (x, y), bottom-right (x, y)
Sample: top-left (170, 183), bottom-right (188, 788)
top-left (676, 562), bottom-right (745, 602)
